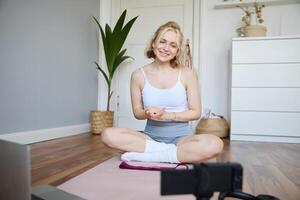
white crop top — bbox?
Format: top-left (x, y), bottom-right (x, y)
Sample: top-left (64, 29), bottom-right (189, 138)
top-left (140, 68), bottom-right (188, 112)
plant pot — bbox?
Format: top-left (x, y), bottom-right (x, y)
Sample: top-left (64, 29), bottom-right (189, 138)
top-left (195, 118), bottom-right (229, 138)
top-left (90, 111), bottom-right (114, 135)
top-left (244, 25), bottom-right (267, 37)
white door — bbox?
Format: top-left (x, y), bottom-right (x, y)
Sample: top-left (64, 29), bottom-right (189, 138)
top-left (113, 0), bottom-right (195, 131)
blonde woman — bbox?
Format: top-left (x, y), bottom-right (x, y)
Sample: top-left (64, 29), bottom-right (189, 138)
top-left (102, 21), bottom-right (223, 163)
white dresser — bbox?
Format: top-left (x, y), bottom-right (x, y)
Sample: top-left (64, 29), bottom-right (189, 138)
top-left (230, 36), bottom-right (300, 143)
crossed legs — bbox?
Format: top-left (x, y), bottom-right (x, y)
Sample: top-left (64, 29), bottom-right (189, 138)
top-left (101, 127), bottom-right (152, 152)
top-left (176, 134), bottom-right (223, 163)
top-left (101, 127), bottom-right (223, 163)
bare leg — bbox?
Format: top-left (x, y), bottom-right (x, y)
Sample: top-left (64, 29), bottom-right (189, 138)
top-left (101, 127), bottom-right (152, 152)
top-left (176, 134), bottom-right (224, 163)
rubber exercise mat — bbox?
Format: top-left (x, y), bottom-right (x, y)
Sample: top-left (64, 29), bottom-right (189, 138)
top-left (58, 156), bottom-right (195, 200)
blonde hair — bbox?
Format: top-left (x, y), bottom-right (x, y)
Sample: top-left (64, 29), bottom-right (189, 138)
top-left (145, 21), bottom-right (184, 68)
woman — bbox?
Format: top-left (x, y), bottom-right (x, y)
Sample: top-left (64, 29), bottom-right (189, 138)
top-left (102, 21), bottom-right (223, 163)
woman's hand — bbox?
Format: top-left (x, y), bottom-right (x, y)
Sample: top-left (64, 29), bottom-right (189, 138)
top-left (146, 109), bottom-right (176, 122)
top-left (160, 112), bottom-right (176, 121)
top-left (145, 107), bottom-right (165, 119)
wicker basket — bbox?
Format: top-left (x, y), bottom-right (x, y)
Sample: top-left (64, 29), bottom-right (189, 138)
top-left (196, 118), bottom-right (229, 138)
top-left (90, 111), bottom-right (114, 135)
top-left (245, 25), bottom-right (267, 37)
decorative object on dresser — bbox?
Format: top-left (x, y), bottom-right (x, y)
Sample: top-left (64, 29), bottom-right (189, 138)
top-left (196, 110), bottom-right (229, 138)
top-left (236, 0), bottom-right (266, 37)
top-left (230, 36), bottom-right (300, 143)
top-left (90, 10), bottom-right (138, 134)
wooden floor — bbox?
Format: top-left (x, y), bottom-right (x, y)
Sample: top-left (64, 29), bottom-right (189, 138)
top-left (30, 133), bottom-right (300, 200)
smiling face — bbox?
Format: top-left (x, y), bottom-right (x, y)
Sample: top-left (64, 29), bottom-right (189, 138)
top-left (152, 30), bottom-right (179, 64)
top-left (145, 21), bottom-right (184, 68)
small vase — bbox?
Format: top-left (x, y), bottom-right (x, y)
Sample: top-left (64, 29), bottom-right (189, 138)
top-left (249, 13), bottom-right (257, 26)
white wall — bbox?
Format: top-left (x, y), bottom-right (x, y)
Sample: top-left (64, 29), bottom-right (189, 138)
top-left (200, 1), bottom-right (300, 120)
top-left (0, 0), bottom-right (99, 135)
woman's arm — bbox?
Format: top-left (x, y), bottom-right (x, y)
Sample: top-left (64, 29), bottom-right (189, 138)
top-left (175, 68), bottom-right (201, 121)
top-left (130, 70), bottom-right (148, 120)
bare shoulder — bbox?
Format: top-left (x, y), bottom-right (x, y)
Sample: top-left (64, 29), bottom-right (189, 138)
top-left (181, 67), bottom-right (198, 83)
top-left (131, 68), bottom-right (143, 81)
top-left (131, 64), bottom-right (150, 87)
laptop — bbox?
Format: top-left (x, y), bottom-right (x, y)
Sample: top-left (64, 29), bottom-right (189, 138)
top-left (0, 139), bottom-right (85, 200)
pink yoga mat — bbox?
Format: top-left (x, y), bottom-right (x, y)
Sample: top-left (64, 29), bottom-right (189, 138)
top-left (58, 156), bottom-right (197, 200)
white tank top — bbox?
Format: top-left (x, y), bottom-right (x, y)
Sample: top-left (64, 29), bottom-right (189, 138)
top-left (140, 68), bottom-right (188, 112)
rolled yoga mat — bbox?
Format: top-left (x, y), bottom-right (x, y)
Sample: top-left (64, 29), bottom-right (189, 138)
top-left (58, 156), bottom-right (195, 200)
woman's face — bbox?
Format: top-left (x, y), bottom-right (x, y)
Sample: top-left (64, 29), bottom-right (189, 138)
top-left (152, 30), bottom-right (179, 63)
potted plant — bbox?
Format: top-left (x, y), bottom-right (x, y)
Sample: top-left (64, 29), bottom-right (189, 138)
top-left (237, 0), bottom-right (266, 37)
top-left (91, 10), bottom-right (138, 134)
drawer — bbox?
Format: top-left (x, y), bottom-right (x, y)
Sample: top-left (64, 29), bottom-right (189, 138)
top-left (230, 111), bottom-right (300, 137)
top-left (232, 38), bottom-right (300, 64)
top-left (231, 88), bottom-right (300, 112)
top-left (232, 63), bottom-right (300, 87)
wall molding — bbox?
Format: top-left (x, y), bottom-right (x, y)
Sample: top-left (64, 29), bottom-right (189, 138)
top-left (231, 134), bottom-right (300, 143)
top-left (0, 124), bottom-right (90, 144)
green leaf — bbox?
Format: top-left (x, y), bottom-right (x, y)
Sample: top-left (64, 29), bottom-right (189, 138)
top-left (117, 16), bottom-right (138, 53)
top-left (110, 13), bottom-right (138, 73)
top-left (105, 24), bottom-right (113, 71)
top-left (95, 62), bottom-right (110, 85)
top-left (111, 54), bottom-right (133, 79)
top-left (109, 11), bottom-right (126, 60)
top-left (113, 10), bottom-right (127, 34)
top-left (92, 16), bottom-right (110, 74)
top-left (117, 48), bottom-right (127, 60)
top-left (110, 49), bottom-right (127, 79)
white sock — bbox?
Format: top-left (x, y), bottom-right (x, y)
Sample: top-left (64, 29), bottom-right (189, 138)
top-left (121, 144), bottom-right (179, 163)
top-left (144, 140), bottom-right (175, 153)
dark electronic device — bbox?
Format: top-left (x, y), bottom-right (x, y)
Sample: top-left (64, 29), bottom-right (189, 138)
top-left (161, 163), bottom-right (242, 200)
top-left (161, 163), bottom-right (279, 200)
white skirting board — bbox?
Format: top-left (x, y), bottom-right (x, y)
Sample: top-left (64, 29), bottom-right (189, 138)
top-left (0, 124), bottom-right (90, 144)
top-left (231, 134), bottom-right (300, 143)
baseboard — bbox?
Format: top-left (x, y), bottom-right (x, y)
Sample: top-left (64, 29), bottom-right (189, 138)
top-left (230, 134), bottom-right (300, 143)
top-left (0, 124), bottom-right (90, 144)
